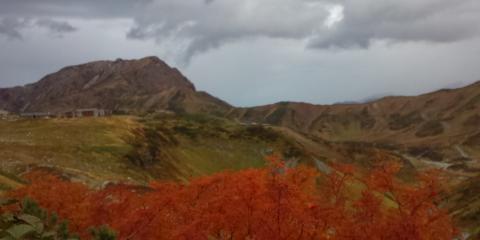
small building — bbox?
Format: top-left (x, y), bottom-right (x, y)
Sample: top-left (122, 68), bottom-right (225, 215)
top-left (58, 109), bottom-right (111, 118)
top-left (77, 108), bottom-right (111, 117)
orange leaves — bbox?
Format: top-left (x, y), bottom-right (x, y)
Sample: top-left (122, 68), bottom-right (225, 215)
top-left (331, 163), bottom-right (356, 176)
top-left (8, 161), bottom-right (457, 240)
top-left (265, 153), bottom-right (285, 170)
top-left (365, 161), bottom-right (402, 192)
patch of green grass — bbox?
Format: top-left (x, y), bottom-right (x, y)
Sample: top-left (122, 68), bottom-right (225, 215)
top-left (0, 117), bottom-right (148, 184)
top-left (126, 115), bottom-right (298, 180)
top-left (172, 138), bottom-right (267, 177)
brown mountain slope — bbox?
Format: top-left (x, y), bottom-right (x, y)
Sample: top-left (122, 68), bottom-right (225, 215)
top-left (229, 81), bottom-right (480, 143)
top-left (0, 56), bottom-right (231, 115)
top-left (228, 81), bottom-right (480, 178)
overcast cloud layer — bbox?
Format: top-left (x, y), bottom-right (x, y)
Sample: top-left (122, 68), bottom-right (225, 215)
top-left (1, 0), bottom-right (480, 106)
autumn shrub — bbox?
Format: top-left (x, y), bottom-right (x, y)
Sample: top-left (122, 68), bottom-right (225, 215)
top-left (7, 157), bottom-right (457, 240)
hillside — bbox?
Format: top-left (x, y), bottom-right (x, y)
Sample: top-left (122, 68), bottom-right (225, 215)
top-left (445, 174), bottom-right (480, 237)
top-left (0, 56), bottom-right (230, 115)
top-left (229, 81), bottom-right (480, 177)
top-left (0, 114), bottom-right (314, 185)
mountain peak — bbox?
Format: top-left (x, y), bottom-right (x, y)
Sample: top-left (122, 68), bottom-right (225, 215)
top-left (112, 56), bottom-right (166, 66)
top-left (138, 55), bottom-right (163, 63)
top-left (0, 57), bottom-right (231, 114)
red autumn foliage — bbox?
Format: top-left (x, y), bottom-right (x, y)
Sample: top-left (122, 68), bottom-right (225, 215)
top-left (7, 158), bottom-right (457, 240)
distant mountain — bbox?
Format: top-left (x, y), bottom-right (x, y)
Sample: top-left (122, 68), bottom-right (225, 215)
top-left (230, 81), bottom-right (480, 143)
top-left (0, 56), bottom-right (231, 115)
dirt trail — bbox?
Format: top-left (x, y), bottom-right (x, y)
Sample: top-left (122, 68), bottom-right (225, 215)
top-left (455, 145), bottom-right (470, 158)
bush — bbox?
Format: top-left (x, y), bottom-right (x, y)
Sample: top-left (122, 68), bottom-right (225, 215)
top-left (7, 159), bottom-right (457, 240)
top-left (91, 226), bottom-right (117, 240)
top-left (0, 198), bottom-right (80, 240)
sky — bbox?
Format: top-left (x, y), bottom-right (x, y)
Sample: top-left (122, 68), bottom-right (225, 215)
top-left (1, 0), bottom-right (480, 107)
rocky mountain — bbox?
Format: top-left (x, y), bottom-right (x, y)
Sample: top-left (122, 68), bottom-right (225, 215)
top-left (0, 56), bottom-right (231, 115)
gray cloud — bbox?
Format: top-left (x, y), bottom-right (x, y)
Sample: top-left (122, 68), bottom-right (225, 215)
top-left (308, 0), bottom-right (480, 49)
top-left (0, 0), bottom-right (147, 18)
top-left (2, 0), bottom-right (480, 61)
top-left (0, 17), bottom-right (30, 39)
top-left (0, 16), bottom-right (77, 39)
top-left (0, 0), bottom-right (331, 62)
top-left (124, 0), bottom-right (332, 62)
top-left (36, 19), bottom-right (77, 36)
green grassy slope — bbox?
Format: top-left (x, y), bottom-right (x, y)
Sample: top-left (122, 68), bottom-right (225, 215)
top-left (0, 117), bottom-right (145, 185)
top-left (126, 113), bottom-right (307, 181)
top-left (0, 114), bottom-right (306, 185)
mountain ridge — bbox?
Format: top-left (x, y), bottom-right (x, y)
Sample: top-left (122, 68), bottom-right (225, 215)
top-left (2, 56), bottom-right (479, 118)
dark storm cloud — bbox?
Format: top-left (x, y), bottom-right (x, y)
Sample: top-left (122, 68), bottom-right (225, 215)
top-left (2, 0), bottom-right (480, 60)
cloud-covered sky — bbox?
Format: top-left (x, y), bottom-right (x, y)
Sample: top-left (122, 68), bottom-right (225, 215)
top-left (1, 0), bottom-right (480, 106)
